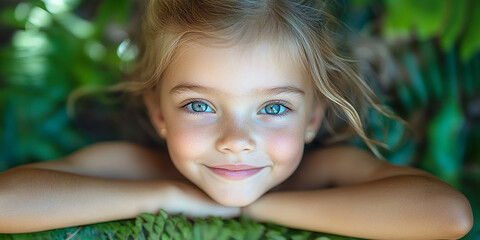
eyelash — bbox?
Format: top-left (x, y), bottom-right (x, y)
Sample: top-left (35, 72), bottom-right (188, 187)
top-left (180, 99), bottom-right (293, 117)
top-left (181, 99), bottom-right (215, 115)
top-left (260, 101), bottom-right (292, 118)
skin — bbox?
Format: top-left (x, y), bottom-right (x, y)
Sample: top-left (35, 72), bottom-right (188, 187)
top-left (0, 40), bottom-right (473, 239)
top-left (144, 40), bottom-right (323, 207)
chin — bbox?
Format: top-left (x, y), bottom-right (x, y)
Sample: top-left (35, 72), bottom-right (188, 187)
top-left (209, 191), bottom-right (262, 207)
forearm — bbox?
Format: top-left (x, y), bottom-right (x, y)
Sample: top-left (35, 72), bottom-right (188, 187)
top-left (244, 175), bottom-right (473, 240)
top-left (0, 167), bottom-right (171, 233)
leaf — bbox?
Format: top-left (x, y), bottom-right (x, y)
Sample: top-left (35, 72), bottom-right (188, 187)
top-left (175, 214), bottom-right (192, 240)
top-left (163, 216), bottom-right (179, 240)
top-left (136, 213), bottom-right (159, 240)
top-left (445, 48), bottom-right (459, 99)
top-left (383, 0), bottom-right (413, 40)
top-left (223, 219), bottom-right (246, 240)
top-left (290, 231), bottom-right (313, 240)
top-left (239, 215), bottom-right (265, 240)
top-left (460, 0), bottom-right (480, 61)
top-left (0, 211), bottom-right (363, 240)
top-left (440, 0), bottom-right (467, 51)
top-left (423, 97), bottom-right (465, 187)
top-left (192, 218), bottom-right (206, 240)
top-left (394, 80), bottom-right (415, 113)
top-left (462, 59), bottom-right (474, 99)
top-left (265, 230), bottom-right (287, 240)
top-left (420, 41), bottom-right (444, 100)
top-left (153, 211), bottom-right (167, 236)
top-left (402, 51), bottom-right (428, 106)
top-left (383, 0), bottom-right (447, 41)
top-left (411, 0), bottom-right (447, 40)
top-left (0, 6), bottom-right (25, 28)
top-left (135, 215), bottom-right (146, 240)
top-left (191, 217), bottom-right (222, 240)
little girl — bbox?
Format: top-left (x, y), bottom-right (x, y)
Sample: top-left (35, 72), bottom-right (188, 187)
top-left (0, 0), bottom-right (473, 239)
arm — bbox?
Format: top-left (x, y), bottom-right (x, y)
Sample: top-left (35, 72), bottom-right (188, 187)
top-left (0, 167), bottom-right (171, 233)
top-left (0, 142), bottom-right (239, 233)
top-left (243, 146), bottom-right (473, 240)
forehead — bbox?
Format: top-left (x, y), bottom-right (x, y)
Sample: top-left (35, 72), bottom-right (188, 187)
top-left (161, 39), bottom-right (309, 95)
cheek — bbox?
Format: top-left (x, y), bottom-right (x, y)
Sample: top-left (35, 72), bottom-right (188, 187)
top-left (165, 120), bottom-right (214, 167)
top-left (263, 127), bottom-right (305, 175)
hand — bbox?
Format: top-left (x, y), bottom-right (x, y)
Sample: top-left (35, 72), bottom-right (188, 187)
top-left (159, 181), bottom-right (241, 219)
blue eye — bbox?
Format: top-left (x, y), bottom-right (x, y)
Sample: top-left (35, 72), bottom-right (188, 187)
top-left (185, 101), bottom-right (214, 113)
top-left (259, 103), bottom-right (288, 115)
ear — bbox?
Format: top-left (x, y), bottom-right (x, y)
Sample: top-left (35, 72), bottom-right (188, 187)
top-left (305, 101), bottom-right (325, 143)
top-left (143, 92), bottom-right (167, 138)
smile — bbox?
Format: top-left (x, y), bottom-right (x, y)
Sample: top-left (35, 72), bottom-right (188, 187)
top-left (206, 165), bottom-right (265, 181)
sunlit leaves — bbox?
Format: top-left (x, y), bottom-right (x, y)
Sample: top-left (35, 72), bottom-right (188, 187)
top-left (383, 0), bottom-right (446, 40)
top-left (383, 0), bottom-right (480, 61)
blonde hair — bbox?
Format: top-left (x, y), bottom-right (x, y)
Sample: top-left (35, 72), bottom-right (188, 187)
top-left (119, 0), bottom-right (404, 157)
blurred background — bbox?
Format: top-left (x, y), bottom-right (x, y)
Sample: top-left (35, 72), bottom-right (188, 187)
top-left (0, 0), bottom-right (479, 238)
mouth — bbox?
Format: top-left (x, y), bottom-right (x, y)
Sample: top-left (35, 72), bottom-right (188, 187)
top-left (206, 165), bottom-right (265, 181)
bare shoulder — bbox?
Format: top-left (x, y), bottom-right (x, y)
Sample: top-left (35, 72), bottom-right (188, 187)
top-left (16, 141), bottom-right (183, 181)
top-left (282, 145), bottom-right (434, 190)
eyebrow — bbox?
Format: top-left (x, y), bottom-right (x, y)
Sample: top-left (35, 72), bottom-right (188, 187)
top-left (169, 83), bottom-right (305, 96)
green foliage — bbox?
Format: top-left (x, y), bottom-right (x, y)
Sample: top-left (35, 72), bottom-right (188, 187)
top-left (384, 0), bottom-right (446, 40)
top-left (0, 0), bottom-right (134, 170)
top-left (349, 1), bottom-right (480, 193)
top-left (352, 1), bottom-right (480, 238)
top-left (381, 44), bottom-right (472, 189)
top-left (382, 0), bottom-right (480, 61)
top-left (0, 210), bottom-right (359, 240)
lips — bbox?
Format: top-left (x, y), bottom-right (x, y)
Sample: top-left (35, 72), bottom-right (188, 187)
top-left (206, 165), bottom-right (265, 180)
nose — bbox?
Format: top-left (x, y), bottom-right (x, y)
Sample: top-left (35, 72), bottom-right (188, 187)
top-left (215, 119), bottom-right (256, 154)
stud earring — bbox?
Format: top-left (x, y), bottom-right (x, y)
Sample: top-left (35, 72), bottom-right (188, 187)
top-left (160, 129), bottom-right (167, 138)
top-left (305, 132), bottom-right (315, 143)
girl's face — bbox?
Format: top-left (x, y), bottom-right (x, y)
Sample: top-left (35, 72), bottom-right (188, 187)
top-left (146, 40), bottom-right (324, 207)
